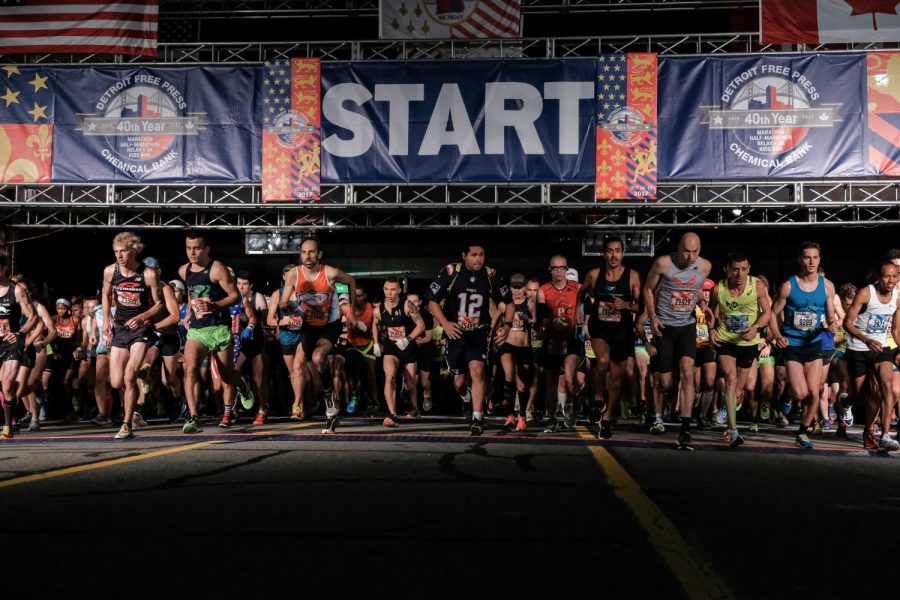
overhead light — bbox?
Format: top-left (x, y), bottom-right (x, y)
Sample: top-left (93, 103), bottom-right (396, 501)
top-left (245, 231), bottom-right (305, 255)
top-left (327, 220), bottom-right (335, 227)
top-left (731, 208), bottom-right (742, 216)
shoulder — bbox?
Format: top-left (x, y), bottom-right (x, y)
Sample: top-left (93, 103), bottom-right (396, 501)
top-left (441, 264), bottom-right (458, 276)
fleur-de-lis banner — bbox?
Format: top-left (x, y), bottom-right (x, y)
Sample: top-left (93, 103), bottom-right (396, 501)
top-left (0, 66), bottom-right (52, 182)
top-left (595, 53), bottom-right (658, 201)
top-left (262, 58), bottom-right (321, 202)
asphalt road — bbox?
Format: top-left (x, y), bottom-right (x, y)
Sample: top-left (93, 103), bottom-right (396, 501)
top-left (0, 415), bottom-right (896, 599)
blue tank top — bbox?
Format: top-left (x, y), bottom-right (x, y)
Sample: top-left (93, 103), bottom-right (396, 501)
top-left (782, 275), bottom-right (826, 346)
top-left (277, 284), bottom-right (302, 347)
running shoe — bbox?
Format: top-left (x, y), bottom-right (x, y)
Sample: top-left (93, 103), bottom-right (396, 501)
top-left (383, 415), bottom-right (398, 428)
top-left (828, 405), bottom-right (837, 423)
top-left (748, 422), bottom-right (759, 433)
top-left (28, 420), bottom-right (39, 432)
top-left (406, 408), bottom-right (421, 419)
top-left (589, 404), bottom-right (603, 425)
top-left (715, 407), bottom-right (727, 425)
top-left (676, 429), bottom-right (693, 451)
top-left (91, 413), bottom-right (108, 427)
top-left (843, 407), bottom-right (854, 427)
top-left (836, 421), bottom-right (848, 438)
top-left (598, 420), bottom-right (612, 440)
top-left (20, 411), bottom-right (31, 425)
top-left (238, 377), bottom-right (255, 411)
top-left (822, 419), bottom-right (833, 432)
top-left (515, 416), bottom-right (527, 432)
top-left (650, 421), bottom-right (665, 435)
top-left (347, 393), bottom-right (358, 415)
top-left (503, 414), bottom-right (516, 428)
top-left (795, 433), bottom-right (814, 449)
top-left (140, 380), bottom-right (151, 396)
top-left (863, 432), bottom-right (878, 450)
top-left (486, 399), bottom-right (494, 416)
top-left (469, 417), bottom-right (484, 436)
top-left (776, 416), bottom-right (789, 428)
top-left (698, 416), bottom-right (712, 431)
top-left (252, 412), bottom-right (267, 426)
top-left (879, 435), bottom-right (900, 452)
top-left (563, 403), bottom-right (576, 429)
top-left (290, 405), bottom-right (304, 421)
top-left (781, 402), bottom-right (793, 418)
top-left (525, 408), bottom-right (535, 424)
top-left (1, 425), bottom-right (11, 439)
top-left (115, 424), bottom-right (133, 439)
top-left (322, 416), bottom-right (339, 434)
top-left (182, 416), bottom-right (201, 434)
top-left (760, 402), bottom-right (771, 422)
top-left (422, 396), bottom-right (433, 412)
top-left (810, 420), bottom-right (823, 436)
top-left (218, 414), bottom-right (234, 429)
top-left (543, 417), bottom-right (560, 433)
top-left (726, 429), bottom-right (744, 448)
top-left (132, 410), bottom-right (148, 428)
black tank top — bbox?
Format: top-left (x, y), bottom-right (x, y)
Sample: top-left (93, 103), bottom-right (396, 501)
top-left (184, 262), bottom-right (227, 329)
top-left (111, 264), bottom-right (151, 326)
top-left (380, 301), bottom-right (414, 344)
top-left (151, 283), bottom-right (178, 334)
top-left (0, 284), bottom-right (22, 338)
top-left (591, 267), bottom-right (635, 330)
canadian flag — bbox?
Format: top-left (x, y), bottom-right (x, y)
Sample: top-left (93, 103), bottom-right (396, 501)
top-left (762, 0), bottom-right (900, 44)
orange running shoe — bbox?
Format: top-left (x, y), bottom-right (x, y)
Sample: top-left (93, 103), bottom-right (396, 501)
top-left (515, 416), bottom-right (527, 432)
top-left (383, 415), bottom-right (398, 428)
top-left (252, 412), bottom-right (267, 426)
top-left (503, 414), bottom-right (516, 428)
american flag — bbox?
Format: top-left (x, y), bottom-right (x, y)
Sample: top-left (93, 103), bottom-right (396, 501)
top-left (381, 0), bottom-right (521, 39)
top-left (0, 0), bottom-right (157, 57)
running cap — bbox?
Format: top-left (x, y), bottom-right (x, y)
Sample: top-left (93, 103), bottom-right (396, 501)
top-left (169, 279), bottom-right (185, 290)
top-left (509, 273), bottom-right (526, 286)
top-left (55, 298), bottom-right (71, 307)
top-left (143, 256), bottom-right (159, 269)
top-left (702, 278), bottom-right (715, 290)
top-left (565, 268), bottom-right (579, 282)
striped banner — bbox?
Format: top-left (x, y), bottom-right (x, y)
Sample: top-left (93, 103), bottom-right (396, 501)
top-left (595, 53), bottom-right (657, 201)
top-left (867, 51), bottom-right (900, 176)
top-left (262, 57), bottom-right (321, 202)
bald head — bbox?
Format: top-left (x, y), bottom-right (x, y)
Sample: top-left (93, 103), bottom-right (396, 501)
top-left (675, 232), bottom-right (701, 267)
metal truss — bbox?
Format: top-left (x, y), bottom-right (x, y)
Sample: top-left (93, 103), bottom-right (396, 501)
top-left (1, 181), bottom-right (899, 230)
top-left (154, 0), bottom-right (756, 19)
top-left (14, 33), bottom-right (900, 64)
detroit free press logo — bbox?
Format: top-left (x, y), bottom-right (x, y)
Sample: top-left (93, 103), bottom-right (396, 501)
top-left (76, 74), bottom-right (207, 176)
top-left (700, 64), bottom-right (841, 169)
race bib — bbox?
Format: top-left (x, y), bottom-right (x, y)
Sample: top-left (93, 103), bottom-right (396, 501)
top-left (696, 324), bottom-right (709, 341)
top-left (865, 314), bottom-right (890, 335)
top-left (725, 315), bottom-right (749, 334)
top-left (792, 311), bottom-right (817, 331)
top-left (511, 317), bottom-right (525, 332)
top-left (597, 301), bottom-right (621, 323)
top-left (457, 316), bottom-right (479, 332)
top-left (387, 326), bottom-right (406, 341)
top-left (670, 290), bottom-right (696, 312)
top-left (286, 316), bottom-right (303, 331)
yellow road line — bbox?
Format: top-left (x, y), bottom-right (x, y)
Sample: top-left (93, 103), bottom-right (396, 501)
top-left (577, 427), bottom-right (733, 600)
top-left (0, 440), bottom-right (224, 489)
top-left (250, 421), bottom-right (329, 435)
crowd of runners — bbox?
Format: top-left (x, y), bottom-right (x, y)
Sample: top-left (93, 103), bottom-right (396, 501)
top-left (0, 229), bottom-right (898, 453)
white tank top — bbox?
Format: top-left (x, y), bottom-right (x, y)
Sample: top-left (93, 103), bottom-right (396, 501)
top-left (848, 285), bottom-right (898, 352)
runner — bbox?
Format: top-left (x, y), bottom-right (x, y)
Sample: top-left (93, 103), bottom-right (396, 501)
top-left (406, 292), bottom-right (436, 413)
top-left (278, 237), bottom-right (357, 434)
top-left (235, 270), bottom-right (269, 425)
top-left (268, 264), bottom-right (305, 420)
top-left (178, 231), bottom-right (240, 434)
top-left (497, 273), bottom-right (536, 431)
top-left (16, 281), bottom-right (52, 431)
top-left (0, 257), bottom-right (33, 438)
top-left (708, 252), bottom-right (772, 448)
top-left (537, 257), bottom-right (583, 433)
top-left (344, 284), bottom-right (375, 415)
top-left (842, 259), bottom-right (900, 451)
top-left (694, 279), bottom-right (717, 430)
top-left (425, 242), bottom-right (514, 435)
top-left (373, 276), bottom-right (425, 426)
top-left (770, 242), bottom-right (838, 449)
top-left (576, 237), bottom-right (641, 439)
top-left (643, 232), bottom-right (713, 451)
top-left (101, 232), bottom-right (162, 440)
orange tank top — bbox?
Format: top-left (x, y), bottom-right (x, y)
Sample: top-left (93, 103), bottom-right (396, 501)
top-left (294, 266), bottom-right (337, 327)
top-left (346, 302), bottom-right (373, 346)
top-left (541, 281), bottom-right (580, 341)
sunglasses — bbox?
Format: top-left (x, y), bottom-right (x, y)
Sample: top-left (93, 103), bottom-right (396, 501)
top-left (549, 266), bottom-right (568, 271)
top-left (510, 284), bottom-right (524, 289)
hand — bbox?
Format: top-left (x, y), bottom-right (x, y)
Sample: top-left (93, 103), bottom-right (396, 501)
top-left (73, 348), bottom-right (83, 360)
top-left (240, 326), bottom-right (255, 342)
top-left (494, 325), bottom-right (510, 346)
top-left (708, 329), bottom-right (720, 348)
top-left (865, 337), bottom-right (884, 353)
top-left (443, 322), bottom-right (462, 340)
top-left (102, 323), bottom-right (112, 341)
top-left (646, 343), bottom-right (658, 357)
top-left (89, 335), bottom-right (97, 346)
top-left (395, 337), bottom-right (410, 351)
top-left (125, 317), bottom-right (141, 330)
top-left (774, 335), bottom-right (788, 349)
top-left (373, 343), bottom-right (382, 358)
top-left (2, 331), bottom-right (16, 344)
top-left (828, 319), bottom-right (840, 334)
top-left (613, 298), bottom-right (630, 311)
top-left (650, 315), bottom-right (665, 337)
top-left (740, 326), bottom-right (758, 342)
top-left (355, 320), bottom-right (368, 333)
top-left (581, 322), bottom-right (591, 340)
top-left (347, 313), bottom-right (359, 331)
top-left (759, 341), bottom-right (772, 359)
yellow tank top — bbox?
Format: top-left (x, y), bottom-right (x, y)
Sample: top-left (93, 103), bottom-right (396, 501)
top-left (716, 276), bottom-right (759, 346)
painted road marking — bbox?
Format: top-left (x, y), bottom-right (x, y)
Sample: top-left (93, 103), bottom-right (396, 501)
top-left (578, 426), bottom-right (733, 600)
top-left (0, 440), bottom-right (223, 489)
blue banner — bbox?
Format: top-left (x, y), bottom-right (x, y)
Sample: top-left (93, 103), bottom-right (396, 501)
top-left (657, 54), bottom-right (868, 179)
top-left (51, 66), bottom-right (262, 183)
top-left (320, 60), bottom-right (597, 183)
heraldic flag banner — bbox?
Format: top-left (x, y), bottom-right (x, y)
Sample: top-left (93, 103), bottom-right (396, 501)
top-left (0, 66), bottom-right (52, 183)
top-left (595, 53), bottom-right (657, 201)
top-left (262, 58), bottom-right (321, 202)
top-left (867, 51), bottom-right (900, 176)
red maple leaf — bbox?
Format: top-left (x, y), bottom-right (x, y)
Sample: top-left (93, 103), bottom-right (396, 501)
top-left (846, 0), bottom-right (900, 31)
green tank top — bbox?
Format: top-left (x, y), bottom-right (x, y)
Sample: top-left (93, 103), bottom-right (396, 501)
top-left (716, 276), bottom-right (759, 347)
